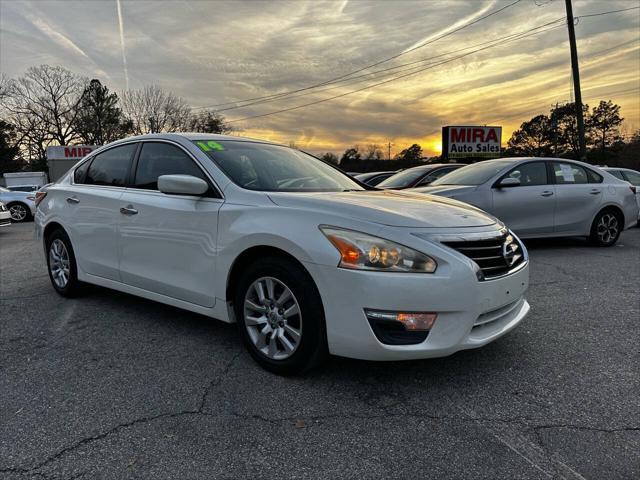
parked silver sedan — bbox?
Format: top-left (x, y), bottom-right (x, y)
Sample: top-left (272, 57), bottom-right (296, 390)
top-left (414, 157), bottom-right (639, 246)
top-left (0, 186), bottom-right (36, 222)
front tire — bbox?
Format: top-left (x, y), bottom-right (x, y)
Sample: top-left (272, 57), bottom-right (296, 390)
top-left (589, 209), bottom-right (622, 247)
top-left (234, 257), bottom-right (327, 375)
top-left (46, 229), bottom-right (83, 297)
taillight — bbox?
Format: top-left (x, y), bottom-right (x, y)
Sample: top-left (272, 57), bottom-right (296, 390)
top-left (34, 191), bottom-right (47, 207)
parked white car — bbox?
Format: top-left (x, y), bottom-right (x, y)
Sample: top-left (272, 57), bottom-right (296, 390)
top-left (0, 186), bottom-right (36, 222)
top-left (0, 201), bottom-right (11, 227)
top-left (35, 134), bottom-right (530, 374)
top-left (415, 158), bottom-right (638, 246)
top-left (602, 167), bottom-right (640, 221)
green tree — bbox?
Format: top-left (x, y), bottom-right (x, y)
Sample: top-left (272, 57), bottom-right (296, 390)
top-left (588, 100), bottom-right (623, 155)
top-left (340, 146), bottom-right (361, 163)
top-left (549, 102), bottom-right (591, 159)
top-left (189, 110), bottom-right (232, 134)
top-left (75, 79), bottom-right (131, 145)
top-left (507, 114), bottom-right (553, 157)
top-left (0, 120), bottom-right (24, 175)
top-left (319, 152), bottom-right (339, 165)
top-left (395, 143), bottom-right (423, 162)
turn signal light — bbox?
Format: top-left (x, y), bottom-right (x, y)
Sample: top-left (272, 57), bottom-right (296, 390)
top-left (364, 310), bottom-right (437, 331)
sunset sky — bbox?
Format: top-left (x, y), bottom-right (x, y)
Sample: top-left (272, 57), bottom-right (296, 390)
top-left (1, 0), bottom-right (638, 156)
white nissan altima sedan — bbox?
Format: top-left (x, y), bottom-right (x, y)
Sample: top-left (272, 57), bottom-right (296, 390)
top-left (35, 133), bottom-right (530, 374)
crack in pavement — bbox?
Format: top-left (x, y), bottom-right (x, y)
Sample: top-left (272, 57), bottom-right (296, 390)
top-left (0, 402), bottom-right (638, 476)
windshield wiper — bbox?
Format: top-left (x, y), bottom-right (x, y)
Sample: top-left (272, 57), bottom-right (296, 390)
top-left (341, 189), bottom-right (362, 192)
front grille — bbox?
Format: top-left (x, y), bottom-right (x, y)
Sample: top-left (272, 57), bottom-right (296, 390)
top-left (442, 232), bottom-right (525, 280)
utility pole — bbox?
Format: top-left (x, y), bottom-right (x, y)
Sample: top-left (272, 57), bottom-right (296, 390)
top-left (564, 0), bottom-right (587, 161)
top-left (387, 141), bottom-right (393, 161)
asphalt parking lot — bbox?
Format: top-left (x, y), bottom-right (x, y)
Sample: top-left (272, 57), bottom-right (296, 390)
top-left (1, 222), bottom-right (638, 480)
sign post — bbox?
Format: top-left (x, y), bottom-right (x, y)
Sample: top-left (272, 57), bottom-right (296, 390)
top-left (442, 126), bottom-right (502, 161)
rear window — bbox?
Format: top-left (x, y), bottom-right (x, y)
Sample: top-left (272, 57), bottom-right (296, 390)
top-left (84, 144), bottom-right (137, 186)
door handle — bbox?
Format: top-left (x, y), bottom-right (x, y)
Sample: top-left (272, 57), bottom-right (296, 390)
top-left (540, 191), bottom-right (554, 197)
top-left (120, 205), bottom-right (138, 216)
top-left (66, 196), bottom-right (80, 204)
top-left (590, 189), bottom-right (601, 195)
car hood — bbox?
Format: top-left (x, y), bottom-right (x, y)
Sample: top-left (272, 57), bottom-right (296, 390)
top-left (412, 185), bottom-right (478, 197)
top-left (267, 190), bottom-right (497, 228)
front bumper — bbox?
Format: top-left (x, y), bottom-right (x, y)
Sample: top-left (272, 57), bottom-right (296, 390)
top-left (0, 210), bottom-right (11, 226)
top-left (304, 251), bottom-right (530, 361)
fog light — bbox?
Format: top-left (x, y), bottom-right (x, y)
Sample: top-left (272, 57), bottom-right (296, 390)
top-left (364, 310), bottom-right (437, 345)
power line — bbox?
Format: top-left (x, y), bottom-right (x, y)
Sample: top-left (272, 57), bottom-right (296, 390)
top-left (576, 5), bottom-right (640, 18)
top-left (216, 20), bottom-right (565, 113)
top-left (226, 5), bottom-right (640, 124)
top-left (193, 0), bottom-right (523, 110)
top-left (227, 23), bottom-right (567, 124)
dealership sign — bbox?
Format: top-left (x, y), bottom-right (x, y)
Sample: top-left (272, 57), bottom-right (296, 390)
top-left (46, 145), bottom-right (98, 160)
top-left (442, 126), bottom-right (502, 159)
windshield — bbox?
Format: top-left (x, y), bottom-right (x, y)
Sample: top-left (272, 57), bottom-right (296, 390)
top-left (194, 140), bottom-right (364, 192)
top-left (377, 167), bottom-right (429, 188)
top-left (430, 160), bottom-right (512, 186)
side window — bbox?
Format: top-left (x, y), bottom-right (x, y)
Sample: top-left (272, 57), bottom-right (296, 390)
top-left (417, 168), bottom-right (454, 186)
top-left (622, 171), bottom-right (640, 186)
top-left (74, 159), bottom-right (91, 184)
top-left (504, 162), bottom-right (548, 186)
top-left (133, 142), bottom-right (209, 191)
top-left (552, 162), bottom-right (588, 185)
top-left (608, 170), bottom-right (625, 180)
top-left (586, 168), bottom-right (603, 184)
top-left (85, 144), bottom-right (137, 186)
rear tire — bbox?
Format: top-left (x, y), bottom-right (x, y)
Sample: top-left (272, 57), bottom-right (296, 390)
top-left (8, 202), bottom-right (31, 222)
top-left (589, 209), bottom-right (622, 247)
top-left (234, 256), bottom-right (327, 375)
top-left (46, 229), bottom-right (83, 297)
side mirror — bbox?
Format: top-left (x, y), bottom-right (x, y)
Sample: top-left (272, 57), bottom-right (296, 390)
top-left (158, 174), bottom-right (208, 195)
top-left (497, 177), bottom-right (520, 188)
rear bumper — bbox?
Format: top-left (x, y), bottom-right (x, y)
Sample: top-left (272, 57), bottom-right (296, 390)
top-left (0, 210), bottom-right (11, 226)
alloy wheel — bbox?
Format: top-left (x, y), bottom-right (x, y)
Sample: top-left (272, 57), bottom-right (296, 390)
top-left (49, 239), bottom-right (71, 288)
top-left (597, 213), bottom-right (618, 244)
top-left (243, 276), bottom-right (302, 360)
top-left (9, 204), bottom-right (27, 221)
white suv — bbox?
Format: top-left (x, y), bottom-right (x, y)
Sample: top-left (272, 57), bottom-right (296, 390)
top-left (35, 134), bottom-right (530, 374)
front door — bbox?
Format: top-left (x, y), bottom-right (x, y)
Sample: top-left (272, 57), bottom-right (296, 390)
top-left (118, 141), bottom-right (222, 307)
top-left (491, 161), bottom-right (555, 236)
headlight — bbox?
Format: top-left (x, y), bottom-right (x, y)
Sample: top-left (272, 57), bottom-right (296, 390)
top-left (320, 226), bottom-right (437, 273)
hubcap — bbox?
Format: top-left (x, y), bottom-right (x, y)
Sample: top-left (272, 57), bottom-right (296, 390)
top-left (9, 204), bottom-right (27, 221)
top-left (597, 213), bottom-right (618, 244)
top-left (243, 276), bottom-right (302, 360)
top-left (49, 239), bottom-right (71, 288)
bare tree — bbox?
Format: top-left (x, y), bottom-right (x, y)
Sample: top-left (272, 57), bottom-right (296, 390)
top-left (121, 85), bottom-right (191, 135)
top-left (5, 65), bottom-right (86, 146)
top-left (363, 143), bottom-right (384, 160)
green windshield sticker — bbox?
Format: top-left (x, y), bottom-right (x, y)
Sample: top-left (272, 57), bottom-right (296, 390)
top-left (197, 140), bottom-right (224, 152)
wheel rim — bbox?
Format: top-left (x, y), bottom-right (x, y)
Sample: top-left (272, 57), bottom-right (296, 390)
top-left (49, 239), bottom-right (71, 288)
top-left (597, 213), bottom-right (618, 243)
top-left (9, 204), bottom-right (27, 221)
top-left (243, 276), bottom-right (302, 361)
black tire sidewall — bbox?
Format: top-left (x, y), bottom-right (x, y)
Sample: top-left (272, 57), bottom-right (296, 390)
top-left (46, 229), bottom-right (81, 297)
top-left (590, 210), bottom-right (622, 247)
top-left (234, 257), bottom-right (326, 375)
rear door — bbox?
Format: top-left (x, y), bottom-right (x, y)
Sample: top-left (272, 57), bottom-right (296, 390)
top-left (118, 141), bottom-right (223, 307)
top-left (490, 161), bottom-right (555, 236)
top-left (551, 161), bottom-right (604, 235)
top-left (63, 142), bottom-right (137, 281)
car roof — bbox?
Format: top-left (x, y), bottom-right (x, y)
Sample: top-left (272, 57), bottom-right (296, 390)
top-left (109, 132), bottom-right (282, 146)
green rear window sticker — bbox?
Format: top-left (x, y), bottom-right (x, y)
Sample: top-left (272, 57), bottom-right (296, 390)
top-left (196, 140), bottom-right (225, 152)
